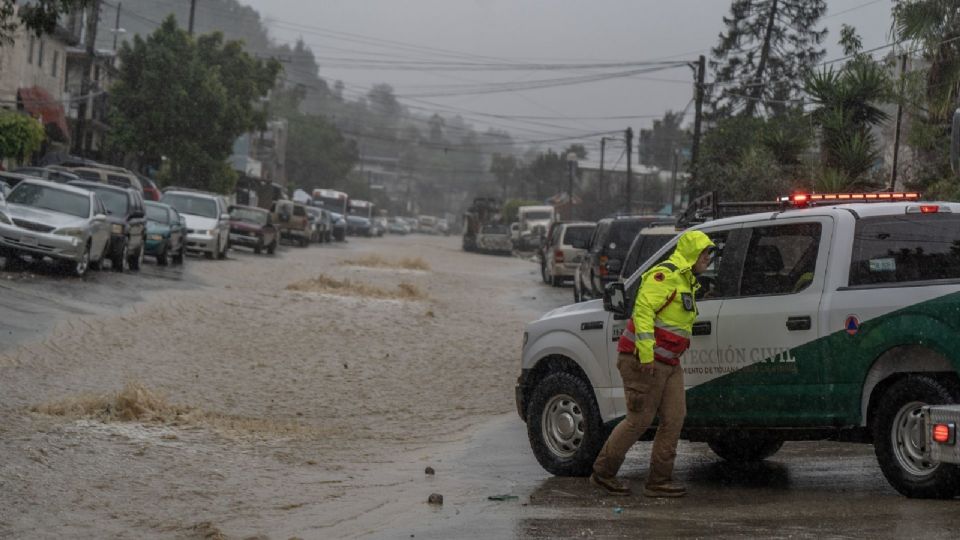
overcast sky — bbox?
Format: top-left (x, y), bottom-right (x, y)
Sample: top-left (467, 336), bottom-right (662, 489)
top-left (242, 0), bottom-right (894, 155)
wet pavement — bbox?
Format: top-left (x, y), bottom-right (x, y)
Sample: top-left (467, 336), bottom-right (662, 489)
top-left (2, 237), bottom-right (958, 539)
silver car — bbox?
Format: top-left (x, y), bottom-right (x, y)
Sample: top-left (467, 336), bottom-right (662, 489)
top-left (0, 179), bottom-right (111, 276)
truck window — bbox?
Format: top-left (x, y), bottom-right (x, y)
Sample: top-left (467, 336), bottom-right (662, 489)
top-left (849, 214), bottom-right (960, 286)
top-left (589, 222), bottom-right (608, 253)
top-left (740, 223), bottom-right (822, 296)
top-left (627, 230), bottom-right (732, 301)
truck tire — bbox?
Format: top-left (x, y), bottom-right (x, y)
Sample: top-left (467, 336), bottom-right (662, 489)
top-left (872, 374), bottom-right (960, 499)
top-left (707, 432), bottom-right (784, 462)
top-left (551, 273), bottom-right (563, 287)
top-left (526, 371), bottom-right (607, 477)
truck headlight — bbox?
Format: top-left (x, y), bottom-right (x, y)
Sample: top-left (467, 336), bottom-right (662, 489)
top-left (208, 229), bottom-right (219, 236)
top-left (55, 228), bottom-right (85, 238)
top-left (111, 224), bottom-right (124, 235)
top-left (148, 234), bottom-right (164, 241)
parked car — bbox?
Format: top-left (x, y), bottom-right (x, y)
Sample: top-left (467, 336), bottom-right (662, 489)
top-left (10, 167), bottom-right (80, 183)
top-left (543, 221), bottom-right (595, 287)
top-left (305, 206), bottom-right (331, 243)
top-left (387, 217), bottom-right (411, 235)
top-left (573, 216), bottom-right (671, 303)
top-left (329, 211), bottom-right (347, 241)
top-left (230, 204), bottom-right (278, 254)
top-left (619, 224), bottom-right (679, 280)
top-left (437, 218), bottom-right (450, 236)
top-left (144, 201), bottom-right (186, 265)
top-left (0, 179), bottom-right (111, 276)
top-left (69, 181), bottom-right (147, 272)
top-left (62, 165), bottom-right (143, 192)
top-left (476, 223), bottom-right (513, 255)
top-left (373, 216), bottom-right (388, 237)
top-left (0, 171), bottom-right (42, 189)
top-left (347, 215), bottom-right (373, 237)
top-left (271, 200), bottom-right (311, 247)
top-left (162, 189), bottom-right (231, 259)
top-left (139, 176), bottom-right (162, 202)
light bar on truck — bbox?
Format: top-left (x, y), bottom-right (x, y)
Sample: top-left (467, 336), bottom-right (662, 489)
top-left (779, 192), bottom-right (921, 208)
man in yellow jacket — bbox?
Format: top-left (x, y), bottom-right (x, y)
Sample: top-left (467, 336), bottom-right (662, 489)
top-left (591, 230), bottom-right (715, 497)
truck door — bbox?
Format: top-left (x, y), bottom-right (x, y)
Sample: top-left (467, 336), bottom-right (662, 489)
top-left (713, 217), bottom-right (833, 425)
top-left (608, 225), bottom-right (740, 419)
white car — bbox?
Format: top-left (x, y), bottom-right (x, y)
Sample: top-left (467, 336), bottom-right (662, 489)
top-left (161, 190), bottom-right (230, 259)
top-left (517, 193), bottom-right (960, 499)
top-left (0, 179), bottom-right (111, 276)
top-left (543, 221), bottom-right (595, 287)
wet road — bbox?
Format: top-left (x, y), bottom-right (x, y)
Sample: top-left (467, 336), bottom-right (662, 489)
top-left (2, 239), bottom-right (958, 539)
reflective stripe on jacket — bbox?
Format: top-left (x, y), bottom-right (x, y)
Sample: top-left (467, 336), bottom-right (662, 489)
top-left (617, 230), bottom-right (714, 365)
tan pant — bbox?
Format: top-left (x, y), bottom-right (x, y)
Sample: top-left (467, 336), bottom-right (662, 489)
top-left (593, 352), bottom-right (686, 487)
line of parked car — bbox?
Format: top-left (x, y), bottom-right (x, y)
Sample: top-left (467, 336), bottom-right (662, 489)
top-left (0, 162), bottom-right (390, 278)
top-left (535, 215), bottom-right (679, 302)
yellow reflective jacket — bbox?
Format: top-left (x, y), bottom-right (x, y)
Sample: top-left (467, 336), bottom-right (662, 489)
top-left (630, 230), bottom-right (715, 364)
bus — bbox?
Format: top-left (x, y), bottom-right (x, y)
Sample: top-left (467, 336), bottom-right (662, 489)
top-left (312, 189), bottom-right (349, 216)
top-left (348, 199), bottom-right (375, 219)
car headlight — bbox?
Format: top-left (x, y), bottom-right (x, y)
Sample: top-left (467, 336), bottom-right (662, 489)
top-left (148, 234), bottom-right (164, 241)
top-left (56, 227), bottom-right (85, 238)
top-left (111, 224), bottom-right (124, 235)
top-left (208, 229), bottom-right (219, 236)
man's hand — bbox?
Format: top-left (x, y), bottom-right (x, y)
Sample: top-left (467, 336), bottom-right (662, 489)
top-left (639, 362), bottom-right (656, 376)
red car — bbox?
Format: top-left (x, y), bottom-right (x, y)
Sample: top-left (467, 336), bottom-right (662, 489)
top-left (140, 176), bottom-right (162, 201)
top-left (228, 205), bottom-right (279, 255)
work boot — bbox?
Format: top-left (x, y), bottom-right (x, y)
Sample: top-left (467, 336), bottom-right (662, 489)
top-left (590, 473), bottom-right (631, 496)
top-left (643, 482), bottom-right (687, 498)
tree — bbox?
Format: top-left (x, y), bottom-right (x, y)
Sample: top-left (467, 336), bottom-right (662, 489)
top-left (490, 153), bottom-right (517, 200)
top-left (639, 111), bottom-right (690, 169)
top-left (0, 0), bottom-right (89, 43)
top-left (709, 0), bottom-right (828, 117)
top-left (0, 111), bottom-right (45, 162)
top-left (109, 16), bottom-right (280, 193)
top-left (892, 0), bottom-right (960, 196)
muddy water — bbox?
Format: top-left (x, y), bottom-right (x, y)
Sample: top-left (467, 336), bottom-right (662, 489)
top-left (0, 235), bottom-right (555, 539)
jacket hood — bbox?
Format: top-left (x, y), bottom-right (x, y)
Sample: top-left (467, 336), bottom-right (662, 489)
top-left (666, 230), bottom-right (715, 271)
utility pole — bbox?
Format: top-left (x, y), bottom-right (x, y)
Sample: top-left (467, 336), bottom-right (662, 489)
top-left (690, 55), bottom-right (706, 198)
top-left (188, 0), bottom-right (197, 35)
top-left (670, 149), bottom-right (680, 215)
top-left (112, 2), bottom-right (121, 51)
top-left (890, 54), bottom-right (908, 191)
top-left (74, 0), bottom-right (101, 157)
top-left (599, 137), bottom-right (606, 209)
top-left (625, 127), bottom-right (634, 215)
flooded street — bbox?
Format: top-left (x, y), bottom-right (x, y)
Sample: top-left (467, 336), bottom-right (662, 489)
top-left (1, 235), bottom-right (958, 539)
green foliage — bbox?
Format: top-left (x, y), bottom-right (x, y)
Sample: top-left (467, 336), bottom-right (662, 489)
top-left (891, 0), bottom-right (960, 194)
top-left (694, 111), bottom-right (812, 201)
top-left (502, 199), bottom-right (541, 224)
top-left (639, 111), bottom-right (690, 170)
top-left (108, 16), bottom-right (280, 194)
top-left (709, 0), bottom-right (828, 117)
top-left (805, 50), bottom-right (890, 185)
top-left (0, 0), bottom-right (89, 43)
top-left (0, 111), bottom-right (45, 161)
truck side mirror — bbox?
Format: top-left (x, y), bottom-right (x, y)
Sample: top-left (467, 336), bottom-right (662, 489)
top-left (603, 282), bottom-right (629, 319)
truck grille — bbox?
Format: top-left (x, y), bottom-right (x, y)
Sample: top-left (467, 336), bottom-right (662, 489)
top-left (13, 219), bottom-right (55, 233)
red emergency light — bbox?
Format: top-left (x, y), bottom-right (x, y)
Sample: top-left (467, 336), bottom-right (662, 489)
top-left (933, 423), bottom-right (955, 445)
top-left (779, 192), bottom-right (921, 208)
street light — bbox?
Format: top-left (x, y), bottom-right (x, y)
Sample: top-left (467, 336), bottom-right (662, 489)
top-left (566, 152), bottom-right (578, 220)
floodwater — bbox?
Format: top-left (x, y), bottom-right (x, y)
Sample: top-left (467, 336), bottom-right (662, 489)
top-left (1, 235), bottom-right (957, 539)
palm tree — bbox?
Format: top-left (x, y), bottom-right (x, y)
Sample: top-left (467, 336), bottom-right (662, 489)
top-left (893, 0), bottom-right (960, 123)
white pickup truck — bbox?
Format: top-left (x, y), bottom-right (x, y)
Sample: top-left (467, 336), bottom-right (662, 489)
top-left (517, 193), bottom-right (960, 498)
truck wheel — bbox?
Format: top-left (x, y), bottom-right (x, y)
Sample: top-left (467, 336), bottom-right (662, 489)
top-left (872, 375), bottom-right (960, 499)
top-left (526, 371), bottom-right (606, 477)
top-left (707, 432), bottom-right (784, 462)
top-left (551, 272), bottom-right (563, 287)
top-left (112, 239), bottom-right (128, 272)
